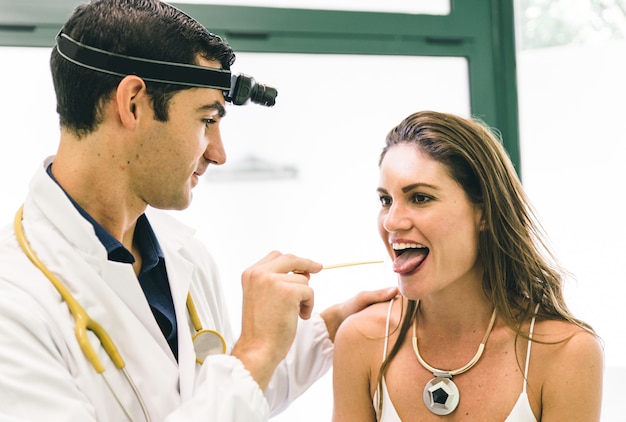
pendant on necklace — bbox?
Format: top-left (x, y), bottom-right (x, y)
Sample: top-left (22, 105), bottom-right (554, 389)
top-left (413, 301), bottom-right (497, 416)
top-left (422, 373), bottom-right (460, 416)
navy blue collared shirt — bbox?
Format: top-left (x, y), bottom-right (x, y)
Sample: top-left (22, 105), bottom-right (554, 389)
top-left (47, 165), bottom-right (178, 361)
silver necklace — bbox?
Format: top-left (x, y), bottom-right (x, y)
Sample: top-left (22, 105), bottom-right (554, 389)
top-left (412, 301), bottom-right (497, 415)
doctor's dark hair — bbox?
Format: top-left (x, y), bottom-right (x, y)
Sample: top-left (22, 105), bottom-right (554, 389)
top-left (375, 110), bottom-right (595, 416)
top-left (50, 0), bottom-right (235, 138)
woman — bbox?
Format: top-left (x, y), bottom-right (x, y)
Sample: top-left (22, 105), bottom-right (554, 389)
top-left (332, 111), bottom-right (603, 421)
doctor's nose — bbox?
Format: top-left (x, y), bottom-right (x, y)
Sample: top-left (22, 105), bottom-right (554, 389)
top-left (205, 129), bottom-right (226, 165)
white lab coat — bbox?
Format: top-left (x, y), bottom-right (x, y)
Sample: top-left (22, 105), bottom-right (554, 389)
top-left (0, 158), bottom-right (333, 421)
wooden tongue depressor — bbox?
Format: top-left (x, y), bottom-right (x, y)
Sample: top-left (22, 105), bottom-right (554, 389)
top-left (293, 260), bottom-right (384, 274)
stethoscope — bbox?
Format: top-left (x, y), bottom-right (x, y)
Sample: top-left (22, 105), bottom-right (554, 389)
top-left (14, 205), bottom-right (227, 422)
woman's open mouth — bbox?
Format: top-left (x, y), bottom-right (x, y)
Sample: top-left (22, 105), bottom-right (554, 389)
top-left (391, 242), bottom-right (429, 275)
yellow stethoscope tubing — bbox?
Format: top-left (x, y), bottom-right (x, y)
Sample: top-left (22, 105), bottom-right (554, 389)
top-left (186, 292), bottom-right (227, 363)
top-left (14, 205), bottom-right (124, 373)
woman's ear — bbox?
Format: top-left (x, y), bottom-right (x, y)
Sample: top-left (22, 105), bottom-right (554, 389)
top-left (475, 204), bottom-right (487, 231)
top-left (116, 75), bottom-right (148, 129)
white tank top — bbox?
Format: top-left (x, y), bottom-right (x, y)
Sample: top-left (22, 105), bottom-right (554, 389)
top-left (373, 300), bottom-right (538, 422)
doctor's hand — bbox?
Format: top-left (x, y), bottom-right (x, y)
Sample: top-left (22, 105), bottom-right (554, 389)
top-left (321, 287), bottom-right (398, 342)
top-left (230, 250), bottom-right (322, 392)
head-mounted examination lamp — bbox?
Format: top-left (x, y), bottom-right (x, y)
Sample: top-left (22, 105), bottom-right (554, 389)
top-left (55, 32), bottom-right (277, 107)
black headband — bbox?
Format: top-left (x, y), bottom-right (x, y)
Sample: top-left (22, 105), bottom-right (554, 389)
top-left (55, 32), bottom-right (232, 90)
top-left (55, 31), bottom-right (277, 106)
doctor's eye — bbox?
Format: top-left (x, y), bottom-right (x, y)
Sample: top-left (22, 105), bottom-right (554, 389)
top-left (202, 118), bottom-right (217, 128)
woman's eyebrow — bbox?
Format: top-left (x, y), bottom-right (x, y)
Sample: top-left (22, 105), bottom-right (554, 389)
top-left (377, 183), bottom-right (438, 194)
top-left (401, 182), bottom-right (437, 193)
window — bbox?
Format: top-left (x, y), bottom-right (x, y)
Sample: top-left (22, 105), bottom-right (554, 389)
top-left (170, 0), bottom-right (450, 15)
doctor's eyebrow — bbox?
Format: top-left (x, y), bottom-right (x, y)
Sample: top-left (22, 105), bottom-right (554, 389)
top-left (197, 101), bottom-right (226, 118)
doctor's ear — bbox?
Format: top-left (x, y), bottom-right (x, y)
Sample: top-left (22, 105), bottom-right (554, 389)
top-left (116, 75), bottom-right (148, 129)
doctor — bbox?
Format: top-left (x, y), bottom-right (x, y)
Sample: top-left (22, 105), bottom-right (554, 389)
top-left (0, 0), bottom-right (397, 420)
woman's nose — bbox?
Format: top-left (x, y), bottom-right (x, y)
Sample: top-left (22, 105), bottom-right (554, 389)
top-left (383, 202), bottom-right (411, 232)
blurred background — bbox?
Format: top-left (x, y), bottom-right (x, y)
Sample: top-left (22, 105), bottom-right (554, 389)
top-left (1, 0), bottom-right (624, 419)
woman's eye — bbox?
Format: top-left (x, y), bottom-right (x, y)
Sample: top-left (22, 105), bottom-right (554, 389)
top-left (379, 195), bottom-right (392, 207)
top-left (412, 193), bottom-right (432, 204)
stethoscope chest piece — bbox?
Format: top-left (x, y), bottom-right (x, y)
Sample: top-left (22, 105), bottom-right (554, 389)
top-left (193, 329), bottom-right (226, 364)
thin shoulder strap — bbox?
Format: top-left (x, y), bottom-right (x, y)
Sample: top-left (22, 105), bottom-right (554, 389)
top-left (382, 297), bottom-right (395, 361)
top-left (522, 303), bottom-right (541, 393)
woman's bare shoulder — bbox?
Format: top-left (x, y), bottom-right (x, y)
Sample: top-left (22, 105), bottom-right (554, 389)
top-left (530, 319), bottom-right (604, 384)
top-left (532, 319), bottom-right (602, 349)
top-left (529, 319), bottom-right (604, 419)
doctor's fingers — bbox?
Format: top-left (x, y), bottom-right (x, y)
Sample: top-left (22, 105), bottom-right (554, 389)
top-left (244, 251), bottom-right (323, 277)
top-left (277, 281), bottom-right (315, 320)
top-left (242, 272), bottom-right (315, 319)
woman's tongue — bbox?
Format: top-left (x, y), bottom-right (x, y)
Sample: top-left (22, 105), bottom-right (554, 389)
top-left (393, 248), bottom-right (428, 274)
